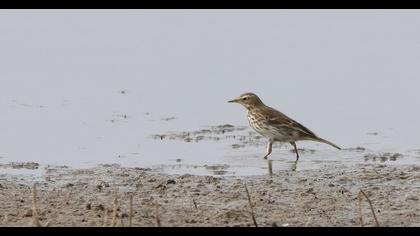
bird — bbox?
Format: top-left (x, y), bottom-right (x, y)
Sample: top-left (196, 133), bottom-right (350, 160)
top-left (228, 92), bottom-right (341, 161)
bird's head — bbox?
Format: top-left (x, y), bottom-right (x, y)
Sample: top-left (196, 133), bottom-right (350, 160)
top-left (228, 92), bottom-right (264, 109)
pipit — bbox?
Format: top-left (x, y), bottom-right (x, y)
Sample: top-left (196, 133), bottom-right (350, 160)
top-left (228, 92), bottom-right (341, 161)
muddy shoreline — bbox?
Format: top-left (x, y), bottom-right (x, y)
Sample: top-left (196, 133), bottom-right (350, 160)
top-left (1, 162), bottom-right (420, 227)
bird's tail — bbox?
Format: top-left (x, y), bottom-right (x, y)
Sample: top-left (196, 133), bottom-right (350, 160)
top-left (314, 137), bottom-right (341, 150)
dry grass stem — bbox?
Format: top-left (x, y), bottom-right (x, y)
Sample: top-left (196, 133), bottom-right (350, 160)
top-left (358, 189), bottom-right (380, 227)
top-left (244, 183), bottom-right (258, 227)
top-left (155, 201), bottom-right (161, 227)
top-left (31, 183), bottom-right (49, 227)
top-left (110, 188), bottom-right (118, 227)
top-left (358, 191), bottom-right (364, 226)
top-left (129, 193), bottom-right (133, 227)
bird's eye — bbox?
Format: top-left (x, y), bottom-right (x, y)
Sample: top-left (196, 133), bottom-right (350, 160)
top-left (242, 97), bottom-right (248, 100)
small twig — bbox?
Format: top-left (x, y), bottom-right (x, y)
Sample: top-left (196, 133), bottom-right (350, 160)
top-left (31, 183), bottom-right (51, 227)
top-left (244, 183), bottom-right (258, 227)
top-left (32, 184), bottom-right (42, 227)
top-left (360, 190), bottom-right (377, 224)
top-left (358, 191), bottom-right (364, 227)
top-left (128, 193), bottom-right (133, 227)
top-left (111, 188), bottom-right (118, 227)
top-left (155, 201), bottom-right (161, 227)
top-left (359, 189), bottom-right (379, 227)
top-left (31, 184), bottom-right (50, 227)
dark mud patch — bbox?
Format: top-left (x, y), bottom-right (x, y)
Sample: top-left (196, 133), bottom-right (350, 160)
top-left (342, 147), bottom-right (367, 152)
top-left (204, 164), bottom-right (232, 175)
top-left (150, 124), bottom-right (272, 151)
top-left (161, 117), bottom-right (176, 121)
top-left (151, 124), bottom-right (250, 143)
top-left (363, 152), bottom-right (403, 162)
top-left (0, 162), bottom-right (40, 170)
top-left (204, 164), bottom-right (229, 171)
top-left (232, 144), bottom-right (246, 149)
top-left (151, 163), bottom-right (234, 176)
top-left (107, 112), bottom-right (129, 123)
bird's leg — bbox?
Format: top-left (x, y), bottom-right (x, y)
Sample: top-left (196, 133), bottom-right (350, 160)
top-left (262, 140), bottom-right (273, 159)
top-left (290, 141), bottom-right (300, 161)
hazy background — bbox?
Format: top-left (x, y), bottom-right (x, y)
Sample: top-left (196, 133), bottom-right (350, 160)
top-left (1, 10), bottom-right (420, 175)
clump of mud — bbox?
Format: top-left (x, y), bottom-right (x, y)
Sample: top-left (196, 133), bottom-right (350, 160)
top-left (204, 164), bottom-right (230, 175)
top-left (363, 152), bottom-right (403, 162)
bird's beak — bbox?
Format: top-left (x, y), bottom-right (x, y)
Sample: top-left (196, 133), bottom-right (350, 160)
top-left (228, 98), bottom-right (238, 103)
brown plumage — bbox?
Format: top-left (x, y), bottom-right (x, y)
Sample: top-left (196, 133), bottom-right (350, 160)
top-left (228, 92), bottom-right (341, 161)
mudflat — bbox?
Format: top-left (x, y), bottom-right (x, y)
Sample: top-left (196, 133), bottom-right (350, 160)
top-left (1, 162), bottom-right (420, 227)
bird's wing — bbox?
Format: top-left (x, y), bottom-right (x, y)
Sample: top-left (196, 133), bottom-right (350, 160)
top-left (261, 106), bottom-right (318, 138)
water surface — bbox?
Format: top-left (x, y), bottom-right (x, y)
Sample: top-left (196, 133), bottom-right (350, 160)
top-left (1, 10), bottom-right (420, 176)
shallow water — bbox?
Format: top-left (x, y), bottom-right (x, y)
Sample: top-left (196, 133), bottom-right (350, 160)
top-left (1, 10), bottom-right (420, 176)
